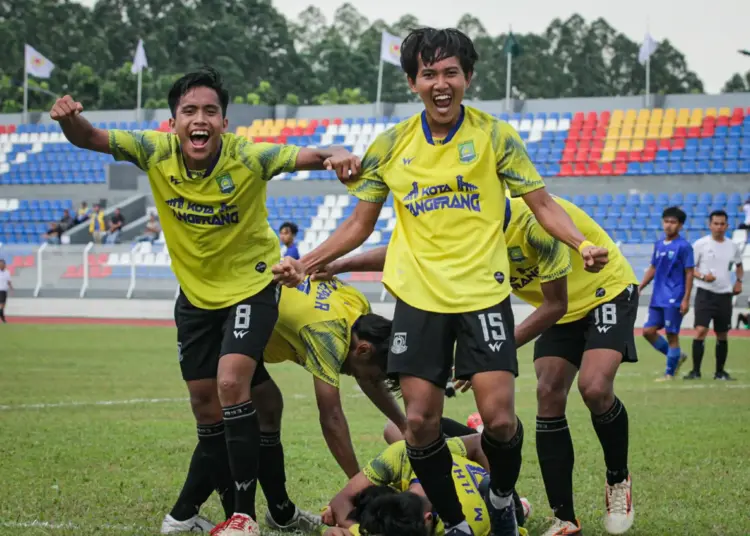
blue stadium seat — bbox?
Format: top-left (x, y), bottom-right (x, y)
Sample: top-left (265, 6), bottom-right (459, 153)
top-left (725, 161), bottom-right (739, 174)
top-left (709, 161), bottom-right (724, 174)
top-left (600, 194), bottom-right (613, 206)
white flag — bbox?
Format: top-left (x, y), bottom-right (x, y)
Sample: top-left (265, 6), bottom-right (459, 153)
top-left (380, 31), bottom-right (402, 68)
top-left (25, 44), bottom-right (55, 79)
top-left (639, 33), bottom-right (657, 65)
top-left (131, 39), bottom-right (148, 74)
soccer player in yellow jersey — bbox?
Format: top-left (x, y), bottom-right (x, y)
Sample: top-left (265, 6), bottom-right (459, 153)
top-left (163, 277), bottom-right (406, 534)
top-left (280, 28), bottom-right (608, 536)
top-left (319, 435), bottom-right (529, 536)
top-left (49, 67), bottom-right (361, 536)
top-left (309, 194), bottom-right (640, 536)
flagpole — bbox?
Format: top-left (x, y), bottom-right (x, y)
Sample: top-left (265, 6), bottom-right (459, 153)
top-left (375, 59), bottom-right (384, 118)
top-left (645, 55), bottom-right (651, 108)
top-left (505, 51), bottom-right (512, 112)
top-left (23, 53), bottom-right (29, 125)
top-left (136, 68), bottom-right (143, 122)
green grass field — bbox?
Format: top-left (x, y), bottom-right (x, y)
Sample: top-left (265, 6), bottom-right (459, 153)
top-left (1, 323), bottom-right (749, 536)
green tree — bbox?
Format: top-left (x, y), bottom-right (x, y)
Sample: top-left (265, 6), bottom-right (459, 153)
top-left (722, 71), bottom-right (750, 92)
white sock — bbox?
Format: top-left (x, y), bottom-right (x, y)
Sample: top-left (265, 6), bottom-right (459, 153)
top-left (489, 489), bottom-right (514, 509)
top-left (447, 520), bottom-right (472, 534)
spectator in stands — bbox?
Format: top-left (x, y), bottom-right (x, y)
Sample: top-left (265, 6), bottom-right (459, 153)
top-left (736, 297), bottom-right (750, 329)
top-left (0, 258), bottom-right (11, 323)
top-left (135, 214), bottom-right (161, 243)
top-left (89, 204), bottom-right (106, 244)
top-left (105, 208), bottom-right (126, 244)
top-left (42, 209), bottom-right (74, 244)
top-left (279, 221), bottom-right (300, 259)
top-left (740, 196), bottom-right (750, 230)
top-left (74, 201), bottom-right (91, 224)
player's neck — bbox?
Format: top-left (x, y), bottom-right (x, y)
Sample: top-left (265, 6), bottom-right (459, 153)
top-left (711, 234), bottom-right (725, 242)
top-left (422, 105), bottom-right (464, 141)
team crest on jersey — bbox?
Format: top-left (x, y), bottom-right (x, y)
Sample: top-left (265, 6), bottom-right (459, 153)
top-left (215, 173), bottom-right (235, 194)
top-left (458, 141), bottom-right (477, 164)
top-left (667, 250), bottom-right (675, 259)
top-left (509, 246), bottom-right (526, 262)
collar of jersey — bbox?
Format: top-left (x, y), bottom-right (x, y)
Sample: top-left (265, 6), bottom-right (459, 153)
top-left (182, 139), bottom-right (223, 179)
top-left (421, 105), bottom-right (465, 145)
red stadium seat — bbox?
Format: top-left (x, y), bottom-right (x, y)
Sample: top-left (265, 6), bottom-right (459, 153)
top-left (589, 149), bottom-right (602, 161)
top-left (592, 139), bottom-right (605, 150)
top-left (309, 119), bottom-right (319, 128)
top-left (321, 119), bottom-right (330, 127)
top-left (672, 138), bottom-right (685, 150)
top-left (614, 162), bottom-right (628, 175)
top-left (559, 164), bottom-right (574, 176)
top-left (658, 139), bottom-right (671, 150)
top-left (0, 125), bottom-right (6, 134)
top-left (63, 265), bottom-right (83, 278)
top-left (732, 107), bottom-right (744, 118)
top-left (585, 162), bottom-right (600, 176)
top-left (628, 151), bottom-right (642, 162)
top-left (573, 163), bottom-right (586, 176)
top-left (687, 127), bottom-right (701, 138)
top-left (615, 151), bottom-right (628, 163)
top-left (600, 162), bottom-right (614, 175)
top-left (7, 124), bottom-right (16, 134)
top-left (575, 150), bottom-right (589, 163)
top-left (673, 127), bottom-right (687, 138)
top-left (332, 118), bottom-right (342, 125)
top-left (561, 151), bottom-right (574, 164)
top-left (21, 255), bottom-right (35, 268)
top-left (567, 128), bottom-right (580, 141)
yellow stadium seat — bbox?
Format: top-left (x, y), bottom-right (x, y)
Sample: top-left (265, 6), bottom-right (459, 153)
top-left (262, 119), bottom-right (274, 127)
top-left (689, 108), bottom-right (703, 127)
top-left (606, 127), bottom-right (620, 140)
top-left (617, 139), bottom-right (631, 151)
top-left (625, 109), bottom-right (637, 121)
top-left (631, 139), bottom-right (645, 151)
top-left (257, 127), bottom-right (272, 137)
top-left (664, 108), bottom-right (677, 119)
top-left (272, 119), bottom-right (284, 128)
top-left (236, 126), bottom-right (248, 137)
top-left (604, 139), bottom-right (618, 151)
top-left (601, 149), bottom-right (616, 162)
top-left (636, 109), bottom-right (650, 126)
top-left (611, 109), bottom-right (624, 121)
top-left (718, 107), bottom-right (731, 117)
top-left (704, 108), bottom-right (717, 118)
top-left (647, 126), bottom-right (661, 138)
top-left (251, 119), bottom-right (263, 128)
top-left (283, 119), bottom-right (296, 128)
top-left (620, 126), bottom-right (634, 140)
top-left (660, 125), bottom-right (675, 138)
top-left (297, 119), bottom-right (308, 128)
top-left (649, 109), bottom-right (663, 125)
top-left (634, 126), bottom-right (647, 139)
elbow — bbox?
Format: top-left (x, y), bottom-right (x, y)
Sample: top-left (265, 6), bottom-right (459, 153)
top-left (320, 410), bottom-right (346, 434)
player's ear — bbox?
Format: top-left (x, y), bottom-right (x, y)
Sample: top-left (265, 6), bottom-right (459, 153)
top-left (168, 117), bottom-right (176, 132)
top-left (406, 75), bottom-right (419, 94)
top-left (222, 117), bottom-right (229, 132)
top-left (465, 70), bottom-right (473, 87)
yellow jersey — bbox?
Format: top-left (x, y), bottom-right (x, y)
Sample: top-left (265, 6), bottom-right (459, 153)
top-left (264, 277), bottom-right (371, 388)
top-left (108, 130), bottom-right (300, 309)
top-left (505, 196), bottom-right (639, 323)
top-left (346, 105), bottom-right (545, 314)
top-left (358, 438), bottom-right (491, 536)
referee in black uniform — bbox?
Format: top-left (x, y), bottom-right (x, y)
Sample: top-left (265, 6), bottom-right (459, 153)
top-left (685, 210), bottom-right (744, 380)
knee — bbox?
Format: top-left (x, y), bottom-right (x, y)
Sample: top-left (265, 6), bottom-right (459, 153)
top-left (189, 387), bottom-right (221, 423)
top-left (642, 326), bottom-right (656, 338)
top-left (255, 397), bottom-right (282, 431)
top-left (217, 374), bottom-right (248, 405)
top-left (578, 378), bottom-right (614, 414)
top-left (405, 408), bottom-right (441, 444)
top-left (482, 409), bottom-right (518, 442)
top-left (694, 327), bottom-right (708, 340)
top-left (536, 380), bottom-right (568, 416)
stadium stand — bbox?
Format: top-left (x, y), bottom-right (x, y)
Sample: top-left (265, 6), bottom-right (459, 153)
top-left (0, 198), bottom-right (75, 244)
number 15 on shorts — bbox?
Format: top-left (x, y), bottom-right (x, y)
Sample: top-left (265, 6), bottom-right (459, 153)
top-left (478, 313), bottom-right (507, 352)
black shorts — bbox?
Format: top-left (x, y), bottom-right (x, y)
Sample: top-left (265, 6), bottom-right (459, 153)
top-left (174, 283), bottom-right (281, 382)
top-left (534, 284), bottom-right (639, 368)
top-left (388, 297), bottom-right (517, 387)
top-left (441, 417), bottom-right (477, 437)
top-left (0, 291), bottom-right (6, 305)
top-left (694, 288), bottom-right (733, 333)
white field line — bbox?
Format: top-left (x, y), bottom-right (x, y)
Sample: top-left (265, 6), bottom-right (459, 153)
top-left (1, 382), bottom-right (748, 412)
top-left (0, 520), bottom-right (148, 532)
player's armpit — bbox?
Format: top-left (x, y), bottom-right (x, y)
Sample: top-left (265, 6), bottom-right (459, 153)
top-left (328, 472), bottom-right (375, 529)
top-left (514, 277), bottom-right (568, 348)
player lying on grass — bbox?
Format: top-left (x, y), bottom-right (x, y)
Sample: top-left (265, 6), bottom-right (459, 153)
top-left (317, 433), bottom-right (530, 536)
top-left (162, 276), bottom-right (407, 534)
top-left (298, 194), bottom-right (640, 535)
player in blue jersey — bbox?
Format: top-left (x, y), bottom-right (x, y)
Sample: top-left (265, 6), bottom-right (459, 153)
top-left (639, 207), bottom-right (695, 381)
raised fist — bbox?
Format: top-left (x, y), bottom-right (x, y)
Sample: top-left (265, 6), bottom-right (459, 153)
top-left (50, 95), bottom-right (83, 122)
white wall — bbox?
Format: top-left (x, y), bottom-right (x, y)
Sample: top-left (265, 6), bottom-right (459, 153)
top-left (8, 298), bottom-right (691, 328)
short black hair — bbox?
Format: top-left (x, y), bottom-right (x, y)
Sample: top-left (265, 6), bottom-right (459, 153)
top-left (354, 488), bottom-right (431, 536)
top-left (279, 221), bottom-right (298, 235)
top-left (168, 66), bottom-right (229, 118)
top-left (709, 209), bottom-right (728, 222)
top-left (347, 486), bottom-right (398, 522)
top-left (352, 313), bottom-right (400, 394)
top-left (0, 258), bottom-right (5, 264)
top-left (662, 206), bottom-right (687, 224)
top-left (400, 27), bottom-right (478, 81)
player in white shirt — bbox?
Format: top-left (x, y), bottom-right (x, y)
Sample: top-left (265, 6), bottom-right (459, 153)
top-left (740, 197), bottom-right (750, 230)
top-left (0, 258), bottom-right (12, 323)
top-left (684, 210), bottom-right (744, 381)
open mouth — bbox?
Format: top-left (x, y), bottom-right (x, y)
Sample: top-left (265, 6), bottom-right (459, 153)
top-left (433, 94), bottom-right (452, 112)
top-left (189, 130), bottom-right (210, 148)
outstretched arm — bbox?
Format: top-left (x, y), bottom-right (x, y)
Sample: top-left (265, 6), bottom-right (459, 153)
top-left (328, 472), bottom-right (374, 529)
top-left (50, 96), bottom-right (110, 153)
top-left (356, 377), bottom-right (406, 434)
top-left (314, 377), bottom-right (360, 478)
top-left (515, 277), bottom-right (567, 347)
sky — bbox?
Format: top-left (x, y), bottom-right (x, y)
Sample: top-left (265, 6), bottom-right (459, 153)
top-left (73, 0), bottom-right (750, 94)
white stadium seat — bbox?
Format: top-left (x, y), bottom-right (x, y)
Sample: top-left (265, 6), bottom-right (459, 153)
top-left (311, 219), bottom-right (324, 231)
top-left (321, 133), bottom-right (334, 145)
top-left (7, 199), bottom-right (19, 211)
top-left (558, 118), bottom-right (571, 131)
top-left (143, 253), bottom-right (156, 265)
top-left (329, 206), bottom-right (343, 220)
top-left (543, 119), bottom-right (558, 131)
top-left (0, 199), bottom-right (8, 211)
top-left (323, 219), bottom-right (337, 231)
top-left (378, 207), bottom-right (394, 220)
top-left (387, 219), bottom-right (396, 231)
top-left (155, 253), bottom-right (170, 266)
top-left (336, 195), bottom-right (350, 207)
top-left (292, 170), bottom-right (310, 180)
top-left (518, 119), bottom-right (532, 132)
top-left (107, 253), bottom-right (119, 266)
top-left (373, 124), bottom-right (386, 135)
top-left (118, 254), bottom-right (130, 266)
top-left (324, 194), bottom-right (337, 207)
top-left (349, 124), bottom-right (362, 136)
top-left (508, 120), bottom-right (520, 131)
top-left (365, 231), bottom-right (382, 244)
top-left (361, 124), bottom-right (374, 135)
top-left (316, 206), bottom-right (330, 219)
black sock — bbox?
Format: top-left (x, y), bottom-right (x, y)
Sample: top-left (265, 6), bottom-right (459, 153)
top-left (692, 339), bottom-right (705, 373)
top-left (170, 443), bottom-right (215, 521)
top-left (406, 434), bottom-right (466, 528)
top-left (591, 398), bottom-right (629, 486)
top-left (716, 340), bottom-right (728, 373)
top-left (481, 418), bottom-right (524, 497)
top-left (223, 401), bottom-right (260, 519)
top-left (0, 309), bottom-right (5, 319)
top-left (259, 431), bottom-right (296, 525)
top-left (536, 416), bottom-right (576, 523)
top-left (196, 421), bottom-right (234, 519)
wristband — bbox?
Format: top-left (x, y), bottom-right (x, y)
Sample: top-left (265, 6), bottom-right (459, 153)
top-left (578, 240), bottom-right (595, 254)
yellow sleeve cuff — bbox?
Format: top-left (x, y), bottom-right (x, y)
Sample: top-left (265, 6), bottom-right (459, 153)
top-left (578, 240), bottom-right (595, 254)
